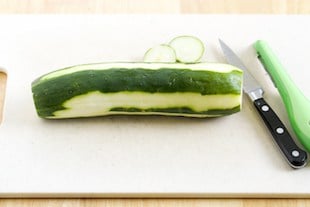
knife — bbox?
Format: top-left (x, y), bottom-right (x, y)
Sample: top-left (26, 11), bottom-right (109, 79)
top-left (219, 39), bottom-right (307, 168)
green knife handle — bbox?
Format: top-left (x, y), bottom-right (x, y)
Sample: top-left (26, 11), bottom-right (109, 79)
top-left (254, 40), bottom-right (310, 152)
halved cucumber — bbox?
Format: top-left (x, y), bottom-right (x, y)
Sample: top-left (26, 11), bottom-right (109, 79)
top-left (32, 62), bottom-right (243, 119)
top-left (143, 44), bottom-right (176, 63)
top-left (169, 35), bottom-right (205, 63)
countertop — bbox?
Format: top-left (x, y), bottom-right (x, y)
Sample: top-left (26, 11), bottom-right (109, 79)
top-left (0, 0), bottom-right (309, 206)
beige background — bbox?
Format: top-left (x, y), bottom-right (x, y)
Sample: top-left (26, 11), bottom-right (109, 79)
top-left (0, 0), bottom-right (310, 206)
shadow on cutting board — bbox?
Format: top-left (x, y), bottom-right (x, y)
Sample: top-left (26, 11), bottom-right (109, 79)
top-left (0, 72), bottom-right (7, 124)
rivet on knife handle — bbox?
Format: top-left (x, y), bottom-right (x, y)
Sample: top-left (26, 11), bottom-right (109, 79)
top-left (254, 98), bottom-right (307, 168)
top-left (254, 40), bottom-right (310, 153)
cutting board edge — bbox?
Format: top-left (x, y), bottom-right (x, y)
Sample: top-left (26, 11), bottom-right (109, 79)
top-left (0, 192), bottom-right (310, 198)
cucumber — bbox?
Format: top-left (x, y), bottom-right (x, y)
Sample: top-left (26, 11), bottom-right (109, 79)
top-left (143, 44), bottom-right (176, 63)
top-left (169, 35), bottom-right (205, 63)
top-left (31, 62), bottom-right (243, 119)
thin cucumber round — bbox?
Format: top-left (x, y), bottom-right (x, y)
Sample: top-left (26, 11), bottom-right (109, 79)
top-left (143, 44), bottom-right (176, 63)
top-left (169, 35), bottom-right (205, 63)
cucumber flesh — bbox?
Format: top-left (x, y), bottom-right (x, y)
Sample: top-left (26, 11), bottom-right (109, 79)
top-left (169, 35), bottom-right (205, 63)
top-left (52, 91), bottom-right (241, 118)
top-left (143, 44), bottom-right (176, 63)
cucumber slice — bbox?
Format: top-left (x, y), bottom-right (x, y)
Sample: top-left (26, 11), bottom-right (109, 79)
top-left (143, 44), bottom-right (176, 63)
top-left (169, 35), bottom-right (205, 63)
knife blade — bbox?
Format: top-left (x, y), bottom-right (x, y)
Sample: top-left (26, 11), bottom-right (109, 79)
top-left (219, 39), bottom-right (307, 169)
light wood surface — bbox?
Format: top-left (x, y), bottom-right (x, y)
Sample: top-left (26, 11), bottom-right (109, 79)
top-left (0, 0), bottom-right (309, 206)
top-left (0, 0), bottom-right (310, 13)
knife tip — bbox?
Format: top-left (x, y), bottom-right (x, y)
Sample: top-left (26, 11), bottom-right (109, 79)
top-left (218, 38), bottom-right (227, 48)
top-left (218, 38), bottom-right (227, 51)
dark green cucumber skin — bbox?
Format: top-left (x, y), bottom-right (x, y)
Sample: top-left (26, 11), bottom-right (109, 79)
top-left (32, 68), bottom-right (242, 118)
top-left (110, 106), bottom-right (241, 116)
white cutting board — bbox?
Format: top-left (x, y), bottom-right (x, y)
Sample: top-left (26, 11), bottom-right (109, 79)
top-left (0, 15), bottom-right (310, 198)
